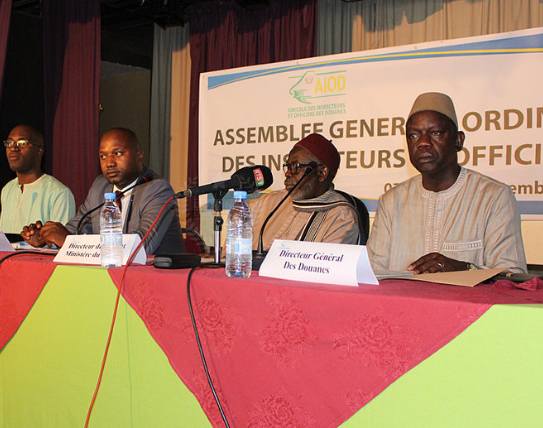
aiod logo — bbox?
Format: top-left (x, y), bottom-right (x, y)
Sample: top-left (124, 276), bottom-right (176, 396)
top-left (289, 70), bottom-right (346, 104)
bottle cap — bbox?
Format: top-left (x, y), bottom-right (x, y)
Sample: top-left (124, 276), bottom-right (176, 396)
top-left (233, 190), bottom-right (247, 199)
top-left (104, 192), bottom-right (116, 200)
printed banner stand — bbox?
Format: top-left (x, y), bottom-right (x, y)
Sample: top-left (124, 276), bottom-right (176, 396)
top-left (199, 28), bottom-right (543, 223)
top-left (54, 234), bottom-right (146, 265)
top-left (259, 239), bottom-right (378, 287)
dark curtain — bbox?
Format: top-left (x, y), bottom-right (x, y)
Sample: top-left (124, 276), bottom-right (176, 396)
top-left (0, 0), bottom-right (11, 102)
top-left (43, 0), bottom-right (101, 207)
top-left (0, 0), bottom-right (12, 196)
top-left (186, 0), bottom-right (317, 230)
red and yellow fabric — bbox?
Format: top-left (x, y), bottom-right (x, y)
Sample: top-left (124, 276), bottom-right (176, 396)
top-left (0, 261), bottom-right (209, 427)
top-left (1, 253), bottom-right (543, 427)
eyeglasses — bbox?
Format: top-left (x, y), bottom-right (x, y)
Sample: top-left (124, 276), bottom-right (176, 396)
top-left (3, 139), bottom-right (33, 149)
top-left (282, 162), bottom-right (320, 174)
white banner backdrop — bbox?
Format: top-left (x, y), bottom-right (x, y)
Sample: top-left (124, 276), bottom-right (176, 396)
top-left (199, 28), bottom-right (543, 234)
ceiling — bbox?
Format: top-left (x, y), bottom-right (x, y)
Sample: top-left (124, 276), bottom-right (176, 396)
top-left (12, 0), bottom-right (271, 30)
top-left (11, 0), bottom-right (273, 69)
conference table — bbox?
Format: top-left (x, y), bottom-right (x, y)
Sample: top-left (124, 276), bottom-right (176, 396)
top-left (1, 251), bottom-right (542, 428)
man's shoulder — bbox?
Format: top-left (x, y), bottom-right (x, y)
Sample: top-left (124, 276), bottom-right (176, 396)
top-left (380, 175), bottom-right (421, 200)
top-left (139, 175), bottom-right (175, 197)
top-left (312, 189), bottom-right (356, 205)
top-left (89, 174), bottom-right (109, 188)
top-left (138, 169), bottom-right (174, 190)
top-left (40, 174), bottom-right (73, 193)
top-left (82, 175), bottom-right (109, 200)
top-left (89, 171), bottom-right (175, 199)
top-left (293, 189), bottom-right (358, 214)
top-left (148, 176), bottom-right (174, 191)
top-left (1, 177), bottom-right (18, 191)
top-left (328, 189), bottom-right (358, 203)
top-left (463, 168), bottom-right (509, 190)
top-left (249, 189), bottom-right (287, 207)
top-left (0, 178), bottom-right (18, 201)
top-left (457, 168), bottom-right (515, 203)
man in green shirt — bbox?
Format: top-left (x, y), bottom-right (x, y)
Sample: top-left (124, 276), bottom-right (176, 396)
top-left (0, 125), bottom-right (75, 234)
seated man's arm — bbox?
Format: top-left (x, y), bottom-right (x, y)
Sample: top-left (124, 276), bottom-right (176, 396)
top-left (64, 177), bottom-right (105, 236)
top-left (314, 204), bottom-right (360, 245)
top-left (366, 197), bottom-right (391, 271)
top-left (248, 192), bottom-right (274, 251)
top-left (22, 177), bottom-right (102, 247)
top-left (409, 186), bottom-right (527, 274)
top-left (49, 187), bottom-right (76, 225)
top-left (479, 186), bottom-right (527, 273)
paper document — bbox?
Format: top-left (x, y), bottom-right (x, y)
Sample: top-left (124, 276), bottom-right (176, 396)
top-left (393, 268), bottom-right (505, 287)
top-left (0, 232), bottom-right (14, 251)
top-left (374, 270), bottom-right (414, 279)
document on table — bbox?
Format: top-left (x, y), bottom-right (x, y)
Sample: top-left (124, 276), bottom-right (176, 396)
top-left (374, 270), bottom-right (414, 279)
top-left (376, 268), bottom-right (505, 287)
top-left (0, 232), bottom-right (13, 251)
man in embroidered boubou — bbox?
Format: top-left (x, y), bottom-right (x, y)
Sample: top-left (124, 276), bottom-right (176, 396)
top-left (367, 92), bottom-right (526, 274)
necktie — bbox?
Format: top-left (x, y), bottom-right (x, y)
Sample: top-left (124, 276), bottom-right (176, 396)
top-left (115, 190), bottom-right (123, 211)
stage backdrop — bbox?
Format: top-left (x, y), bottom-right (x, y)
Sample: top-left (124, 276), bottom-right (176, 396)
top-left (198, 28), bottom-right (543, 245)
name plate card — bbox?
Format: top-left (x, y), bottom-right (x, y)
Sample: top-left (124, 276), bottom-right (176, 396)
top-left (54, 234), bottom-right (146, 265)
top-left (0, 232), bottom-right (13, 251)
top-left (259, 240), bottom-right (378, 287)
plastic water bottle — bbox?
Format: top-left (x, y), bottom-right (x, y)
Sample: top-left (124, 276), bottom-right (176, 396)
top-left (225, 191), bottom-right (253, 278)
top-left (100, 192), bottom-right (123, 267)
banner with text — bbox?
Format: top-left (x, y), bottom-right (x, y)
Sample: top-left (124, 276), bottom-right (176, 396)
top-left (199, 28), bottom-right (543, 220)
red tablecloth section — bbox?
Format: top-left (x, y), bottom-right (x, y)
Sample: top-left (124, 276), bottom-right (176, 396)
top-left (3, 253), bottom-right (543, 428)
top-left (0, 252), bottom-right (57, 350)
top-left (107, 265), bottom-right (543, 428)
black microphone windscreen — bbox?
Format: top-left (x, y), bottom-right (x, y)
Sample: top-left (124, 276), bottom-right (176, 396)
top-left (138, 172), bottom-right (154, 184)
top-left (233, 165), bottom-right (273, 193)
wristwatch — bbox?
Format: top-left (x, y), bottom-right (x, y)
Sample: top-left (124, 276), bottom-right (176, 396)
top-left (466, 262), bottom-right (478, 271)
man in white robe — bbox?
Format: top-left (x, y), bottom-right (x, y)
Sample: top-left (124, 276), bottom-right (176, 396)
top-left (367, 92), bottom-right (526, 274)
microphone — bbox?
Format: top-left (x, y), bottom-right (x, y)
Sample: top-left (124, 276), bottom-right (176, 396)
top-left (175, 165), bottom-right (273, 199)
top-left (252, 161), bottom-right (318, 269)
top-left (131, 171), bottom-right (154, 188)
top-left (76, 172), bottom-right (154, 235)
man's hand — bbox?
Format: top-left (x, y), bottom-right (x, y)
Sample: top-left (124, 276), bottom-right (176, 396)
top-left (21, 221), bottom-right (46, 247)
top-left (39, 222), bottom-right (70, 248)
top-left (408, 252), bottom-right (469, 274)
top-left (21, 221), bottom-right (70, 248)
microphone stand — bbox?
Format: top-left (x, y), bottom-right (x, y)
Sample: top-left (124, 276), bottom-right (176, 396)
top-left (173, 166), bottom-right (273, 263)
top-left (252, 165), bottom-right (316, 270)
top-left (176, 185), bottom-right (230, 263)
top-left (212, 189), bottom-right (228, 264)
top-left (76, 202), bottom-right (105, 235)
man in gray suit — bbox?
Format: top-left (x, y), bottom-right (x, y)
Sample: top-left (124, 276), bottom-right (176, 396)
top-left (21, 128), bottom-right (185, 255)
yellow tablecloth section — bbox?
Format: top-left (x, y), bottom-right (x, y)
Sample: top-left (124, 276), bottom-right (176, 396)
top-left (343, 304), bottom-right (543, 427)
top-left (0, 265), bottom-right (210, 428)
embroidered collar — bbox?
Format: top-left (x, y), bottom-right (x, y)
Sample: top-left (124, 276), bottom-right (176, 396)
top-left (418, 167), bottom-right (467, 199)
